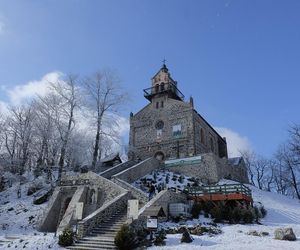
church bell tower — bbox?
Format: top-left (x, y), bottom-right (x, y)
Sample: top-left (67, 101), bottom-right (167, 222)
top-left (143, 63), bottom-right (184, 102)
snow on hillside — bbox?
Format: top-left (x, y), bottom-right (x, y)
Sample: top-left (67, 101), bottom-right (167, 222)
top-left (132, 170), bottom-right (196, 193)
top-left (150, 179), bottom-right (300, 250)
top-left (0, 180), bottom-right (63, 249)
top-left (1, 172), bottom-right (300, 249)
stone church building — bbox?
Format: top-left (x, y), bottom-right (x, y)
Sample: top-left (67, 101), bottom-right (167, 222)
top-left (128, 64), bottom-right (248, 184)
top-left (129, 63), bottom-right (228, 161)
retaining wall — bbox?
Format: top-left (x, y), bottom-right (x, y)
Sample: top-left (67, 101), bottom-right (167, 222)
top-left (112, 157), bottom-right (161, 183)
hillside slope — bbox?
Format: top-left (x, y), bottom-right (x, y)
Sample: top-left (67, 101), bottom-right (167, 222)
top-left (0, 178), bottom-right (299, 249)
top-left (150, 180), bottom-right (300, 250)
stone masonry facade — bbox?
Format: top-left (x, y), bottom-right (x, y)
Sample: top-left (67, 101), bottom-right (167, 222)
top-left (128, 64), bottom-right (227, 162)
top-left (128, 64), bottom-right (248, 184)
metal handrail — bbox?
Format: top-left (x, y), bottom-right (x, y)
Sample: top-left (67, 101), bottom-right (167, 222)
top-left (185, 184), bottom-right (252, 197)
top-left (143, 82), bottom-right (185, 100)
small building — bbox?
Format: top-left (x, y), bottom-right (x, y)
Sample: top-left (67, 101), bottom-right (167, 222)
top-left (169, 203), bottom-right (190, 218)
top-left (142, 205), bottom-right (167, 222)
top-left (100, 153), bottom-right (122, 168)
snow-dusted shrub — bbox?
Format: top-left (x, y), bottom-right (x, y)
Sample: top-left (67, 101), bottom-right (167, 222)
top-left (202, 201), bottom-right (214, 214)
top-left (231, 207), bottom-right (243, 223)
top-left (210, 206), bottom-right (222, 223)
top-left (58, 227), bottom-right (74, 246)
top-left (260, 206), bottom-right (267, 218)
top-left (242, 209), bottom-right (254, 224)
top-left (165, 174), bottom-right (170, 184)
top-left (178, 175), bottom-right (184, 184)
top-left (154, 230), bottom-right (166, 246)
top-left (191, 202), bottom-right (203, 218)
top-left (114, 225), bottom-right (136, 250)
top-left (181, 227), bottom-right (193, 243)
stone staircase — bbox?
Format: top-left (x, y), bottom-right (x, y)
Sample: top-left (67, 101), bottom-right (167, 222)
top-left (67, 210), bottom-right (127, 250)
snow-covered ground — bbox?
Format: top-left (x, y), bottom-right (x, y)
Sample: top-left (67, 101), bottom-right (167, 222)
top-left (0, 178), bottom-right (63, 249)
top-left (149, 179), bottom-right (300, 250)
top-left (1, 171), bottom-right (300, 249)
top-left (132, 170), bottom-right (196, 193)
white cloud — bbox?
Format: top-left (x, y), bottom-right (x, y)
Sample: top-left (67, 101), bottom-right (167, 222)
top-left (115, 116), bottom-right (130, 136)
top-left (0, 100), bottom-right (9, 115)
top-left (7, 71), bottom-right (62, 105)
top-left (215, 127), bottom-right (252, 158)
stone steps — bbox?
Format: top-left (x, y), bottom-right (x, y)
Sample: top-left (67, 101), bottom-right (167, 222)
top-left (69, 242), bottom-right (116, 249)
top-left (67, 246), bottom-right (115, 250)
top-left (69, 210), bottom-right (126, 250)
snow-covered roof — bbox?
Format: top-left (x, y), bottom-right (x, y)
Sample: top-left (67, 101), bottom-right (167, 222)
top-left (100, 153), bottom-right (121, 163)
top-left (143, 205), bottom-right (166, 217)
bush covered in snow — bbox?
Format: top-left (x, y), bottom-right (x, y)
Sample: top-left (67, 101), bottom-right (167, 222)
top-left (114, 224), bottom-right (137, 250)
top-left (58, 227), bottom-right (75, 247)
top-left (181, 227), bottom-right (193, 243)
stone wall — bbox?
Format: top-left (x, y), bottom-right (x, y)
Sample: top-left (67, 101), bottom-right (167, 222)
top-left (129, 85), bottom-right (228, 162)
top-left (165, 153), bottom-right (222, 184)
top-left (39, 171), bottom-right (128, 233)
top-left (164, 153), bottom-right (248, 184)
top-left (112, 157), bottom-right (161, 183)
top-left (139, 190), bottom-right (187, 218)
top-left (77, 192), bottom-right (130, 238)
top-left (39, 186), bottom-right (77, 232)
top-left (112, 178), bottom-right (148, 205)
top-left (192, 111), bottom-right (228, 158)
top-left (129, 98), bottom-right (195, 160)
top-left (57, 186), bottom-right (87, 234)
top-left (223, 161), bottom-right (249, 184)
top-left (100, 160), bottom-right (137, 179)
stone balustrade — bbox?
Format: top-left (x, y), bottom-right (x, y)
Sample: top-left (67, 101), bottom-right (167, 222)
top-left (112, 177), bottom-right (148, 205)
top-left (112, 157), bottom-right (161, 183)
top-left (77, 191), bottom-right (130, 238)
top-left (100, 160), bottom-right (137, 179)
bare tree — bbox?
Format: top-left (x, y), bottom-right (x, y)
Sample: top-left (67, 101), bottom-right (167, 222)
top-left (263, 159), bottom-right (276, 191)
top-left (276, 144), bottom-right (300, 199)
top-left (83, 69), bottom-right (127, 169)
top-left (50, 75), bottom-right (80, 181)
top-left (253, 156), bottom-right (269, 190)
top-left (273, 153), bottom-right (289, 195)
top-left (240, 150), bottom-right (256, 186)
top-left (289, 124), bottom-right (300, 160)
top-left (3, 104), bottom-right (35, 174)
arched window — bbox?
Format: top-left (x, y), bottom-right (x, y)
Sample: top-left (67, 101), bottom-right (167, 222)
top-left (160, 82), bottom-right (165, 91)
top-left (200, 128), bottom-right (205, 144)
top-left (155, 84), bottom-right (159, 93)
top-left (210, 137), bottom-right (214, 152)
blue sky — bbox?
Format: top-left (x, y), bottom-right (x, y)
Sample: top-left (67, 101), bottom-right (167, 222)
top-left (0, 0), bottom-right (300, 157)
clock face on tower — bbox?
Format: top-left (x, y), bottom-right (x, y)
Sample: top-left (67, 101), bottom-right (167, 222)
top-left (155, 120), bottom-right (164, 130)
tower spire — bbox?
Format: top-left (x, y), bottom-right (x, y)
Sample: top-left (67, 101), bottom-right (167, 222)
top-left (161, 58), bottom-right (168, 72)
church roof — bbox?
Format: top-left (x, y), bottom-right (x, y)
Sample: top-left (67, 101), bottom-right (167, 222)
top-left (143, 205), bottom-right (166, 217)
